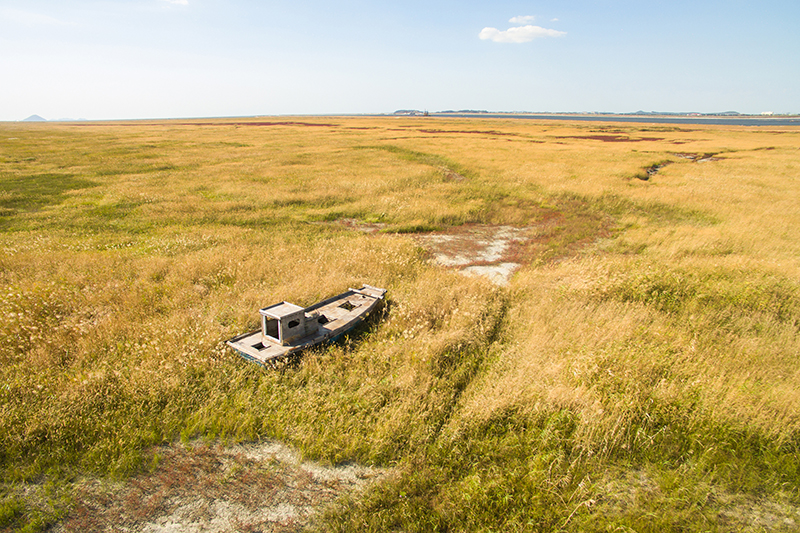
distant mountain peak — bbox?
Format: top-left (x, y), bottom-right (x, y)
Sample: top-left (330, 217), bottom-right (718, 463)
top-left (22, 114), bottom-right (47, 122)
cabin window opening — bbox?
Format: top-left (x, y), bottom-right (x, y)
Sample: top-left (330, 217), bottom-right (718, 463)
top-left (287, 320), bottom-right (300, 329)
top-left (264, 317), bottom-right (279, 341)
top-left (339, 301), bottom-right (356, 311)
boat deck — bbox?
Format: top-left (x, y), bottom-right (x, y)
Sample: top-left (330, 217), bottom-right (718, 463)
top-left (226, 286), bottom-right (386, 365)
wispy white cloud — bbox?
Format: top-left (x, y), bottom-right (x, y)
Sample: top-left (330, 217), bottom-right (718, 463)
top-left (161, 0), bottom-right (189, 5)
top-left (479, 24), bottom-right (565, 43)
top-left (509, 15), bottom-right (536, 25)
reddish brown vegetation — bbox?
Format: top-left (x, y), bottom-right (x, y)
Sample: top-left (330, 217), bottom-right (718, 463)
top-left (57, 443), bottom-right (383, 533)
top-left (557, 135), bottom-right (665, 142)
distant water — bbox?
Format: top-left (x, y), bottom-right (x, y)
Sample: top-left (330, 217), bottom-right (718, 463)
top-left (428, 114), bottom-right (800, 127)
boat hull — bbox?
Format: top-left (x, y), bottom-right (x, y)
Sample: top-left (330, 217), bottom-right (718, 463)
top-left (226, 286), bottom-right (386, 366)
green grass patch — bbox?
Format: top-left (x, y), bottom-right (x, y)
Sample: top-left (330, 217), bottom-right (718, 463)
top-left (356, 144), bottom-right (478, 180)
top-left (0, 486), bottom-right (68, 533)
top-left (319, 400), bottom-right (800, 532)
top-left (595, 192), bottom-right (720, 226)
top-left (383, 222), bottom-right (441, 234)
top-left (595, 264), bottom-right (800, 322)
top-left (0, 173), bottom-right (97, 213)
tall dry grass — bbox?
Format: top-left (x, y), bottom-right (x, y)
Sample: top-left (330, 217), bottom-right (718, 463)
top-left (1, 117), bottom-right (799, 531)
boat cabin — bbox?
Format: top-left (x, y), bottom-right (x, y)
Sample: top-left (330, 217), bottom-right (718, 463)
top-left (228, 285), bottom-right (387, 365)
top-left (259, 301), bottom-right (325, 346)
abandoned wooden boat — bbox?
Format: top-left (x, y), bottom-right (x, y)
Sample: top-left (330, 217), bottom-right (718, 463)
top-left (226, 285), bottom-right (387, 365)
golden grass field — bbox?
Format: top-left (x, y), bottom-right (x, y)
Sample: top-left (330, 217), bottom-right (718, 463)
top-left (1, 116), bottom-right (800, 531)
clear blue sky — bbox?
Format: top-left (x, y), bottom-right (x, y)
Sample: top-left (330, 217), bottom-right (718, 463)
top-left (1, 0), bottom-right (798, 120)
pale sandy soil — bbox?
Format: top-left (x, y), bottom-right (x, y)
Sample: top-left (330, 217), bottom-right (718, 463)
top-left (413, 224), bottom-right (532, 285)
top-left (329, 216), bottom-right (584, 286)
top-left (54, 441), bottom-right (389, 533)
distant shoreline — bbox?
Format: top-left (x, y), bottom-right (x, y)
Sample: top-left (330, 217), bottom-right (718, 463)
top-left (8, 113), bottom-right (800, 127)
top-left (420, 112), bottom-right (800, 127)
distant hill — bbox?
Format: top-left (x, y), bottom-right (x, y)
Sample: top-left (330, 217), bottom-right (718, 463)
top-left (22, 114), bottom-right (47, 122)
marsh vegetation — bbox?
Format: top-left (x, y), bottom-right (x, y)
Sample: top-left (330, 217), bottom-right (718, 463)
top-left (1, 117), bottom-right (800, 531)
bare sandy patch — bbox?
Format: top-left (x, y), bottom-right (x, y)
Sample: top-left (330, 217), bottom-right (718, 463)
top-left (55, 441), bottom-right (389, 533)
top-left (413, 225), bottom-right (532, 285)
top-left (326, 199), bottom-right (610, 286)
